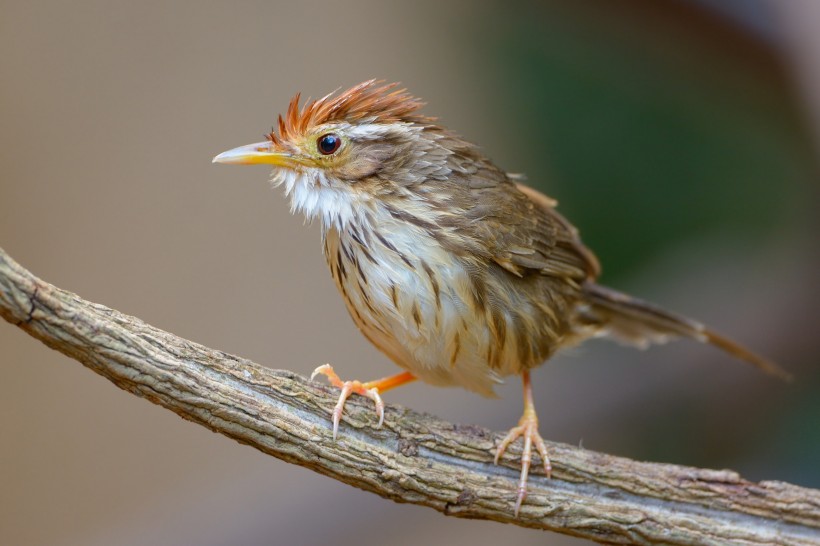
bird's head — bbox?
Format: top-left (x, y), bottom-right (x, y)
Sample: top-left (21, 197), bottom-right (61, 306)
top-left (213, 80), bottom-right (456, 229)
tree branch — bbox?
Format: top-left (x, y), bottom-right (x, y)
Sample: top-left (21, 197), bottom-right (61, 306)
top-left (1, 247), bottom-right (818, 545)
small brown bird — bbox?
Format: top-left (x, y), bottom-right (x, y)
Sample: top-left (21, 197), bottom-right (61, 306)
top-left (213, 80), bottom-right (788, 515)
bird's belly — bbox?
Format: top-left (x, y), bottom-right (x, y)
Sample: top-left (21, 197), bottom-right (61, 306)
top-left (347, 269), bottom-right (506, 396)
top-left (324, 227), bottom-right (541, 396)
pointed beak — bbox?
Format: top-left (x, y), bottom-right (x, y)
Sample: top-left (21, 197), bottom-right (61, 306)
top-left (212, 141), bottom-right (298, 167)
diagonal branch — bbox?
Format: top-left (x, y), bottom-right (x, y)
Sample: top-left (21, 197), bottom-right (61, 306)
top-left (1, 246), bottom-right (818, 546)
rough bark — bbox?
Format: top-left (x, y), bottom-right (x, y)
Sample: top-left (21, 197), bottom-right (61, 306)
top-left (1, 247), bottom-right (818, 545)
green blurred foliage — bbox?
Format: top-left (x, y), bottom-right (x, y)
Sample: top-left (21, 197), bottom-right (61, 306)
top-left (470, 1), bottom-right (815, 281)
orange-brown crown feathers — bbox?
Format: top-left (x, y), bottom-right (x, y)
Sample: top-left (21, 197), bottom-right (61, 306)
top-left (267, 80), bottom-right (433, 146)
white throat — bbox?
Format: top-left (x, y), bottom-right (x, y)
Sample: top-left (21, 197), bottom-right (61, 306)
top-left (271, 168), bottom-right (360, 231)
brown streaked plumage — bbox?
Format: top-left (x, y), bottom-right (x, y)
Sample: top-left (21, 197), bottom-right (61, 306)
top-left (213, 79), bottom-right (789, 516)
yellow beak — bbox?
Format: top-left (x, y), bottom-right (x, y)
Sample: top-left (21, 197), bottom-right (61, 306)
top-left (212, 141), bottom-right (298, 167)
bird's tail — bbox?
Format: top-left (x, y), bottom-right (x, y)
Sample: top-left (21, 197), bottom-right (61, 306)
top-left (576, 283), bottom-right (791, 380)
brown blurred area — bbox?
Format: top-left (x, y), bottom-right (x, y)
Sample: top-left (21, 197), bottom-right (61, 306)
top-left (1, 1), bottom-right (818, 545)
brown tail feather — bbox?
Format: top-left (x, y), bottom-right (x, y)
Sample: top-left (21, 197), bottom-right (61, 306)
top-left (579, 283), bottom-right (791, 381)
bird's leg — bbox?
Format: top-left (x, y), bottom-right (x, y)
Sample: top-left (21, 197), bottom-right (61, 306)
top-left (494, 370), bottom-right (551, 516)
top-left (310, 364), bottom-right (416, 439)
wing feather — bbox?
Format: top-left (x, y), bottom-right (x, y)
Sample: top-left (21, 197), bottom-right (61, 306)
top-left (460, 177), bottom-right (599, 282)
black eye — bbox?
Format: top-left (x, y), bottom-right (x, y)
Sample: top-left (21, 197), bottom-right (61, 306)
top-left (317, 133), bottom-right (341, 155)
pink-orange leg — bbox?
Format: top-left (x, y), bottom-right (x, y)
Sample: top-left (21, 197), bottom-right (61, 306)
top-left (311, 364), bottom-right (416, 439)
top-left (494, 370), bottom-right (551, 516)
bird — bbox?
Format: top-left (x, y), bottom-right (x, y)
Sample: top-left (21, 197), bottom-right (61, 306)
top-left (213, 79), bottom-right (789, 515)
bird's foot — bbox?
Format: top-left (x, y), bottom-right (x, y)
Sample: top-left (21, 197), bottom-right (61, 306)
top-left (494, 406), bottom-right (551, 517)
top-left (310, 364), bottom-right (385, 440)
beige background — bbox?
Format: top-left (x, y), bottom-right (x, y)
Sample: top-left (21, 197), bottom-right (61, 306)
top-left (2, 1), bottom-right (818, 545)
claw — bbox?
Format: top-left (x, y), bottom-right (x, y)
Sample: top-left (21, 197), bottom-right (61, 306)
top-left (495, 417), bottom-right (551, 516)
top-left (310, 364), bottom-right (387, 439)
top-left (494, 370), bottom-right (551, 517)
top-left (311, 363), bottom-right (339, 384)
top-left (368, 388), bottom-right (385, 428)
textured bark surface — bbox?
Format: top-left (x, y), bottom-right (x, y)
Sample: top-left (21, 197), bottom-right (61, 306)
top-left (1, 247), bottom-right (819, 545)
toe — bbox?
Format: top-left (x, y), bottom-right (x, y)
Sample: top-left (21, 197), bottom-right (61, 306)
top-left (311, 363), bottom-right (343, 388)
top-left (312, 369), bottom-right (386, 439)
top-left (494, 425), bottom-right (524, 465)
top-left (497, 418), bottom-right (552, 517)
top-left (363, 388), bottom-right (385, 428)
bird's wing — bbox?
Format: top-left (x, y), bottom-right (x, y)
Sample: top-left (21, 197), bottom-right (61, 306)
top-left (513, 182), bottom-right (600, 279)
top-left (460, 177), bottom-right (600, 282)
top-left (430, 134), bottom-right (598, 282)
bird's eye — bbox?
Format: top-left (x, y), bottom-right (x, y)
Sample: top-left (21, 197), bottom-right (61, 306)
top-left (317, 133), bottom-right (341, 155)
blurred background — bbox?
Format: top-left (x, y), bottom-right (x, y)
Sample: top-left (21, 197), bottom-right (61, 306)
top-left (1, 1), bottom-right (818, 544)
